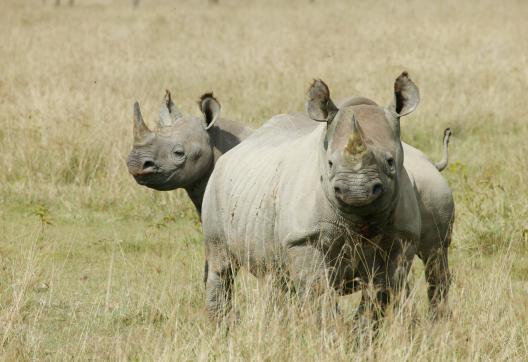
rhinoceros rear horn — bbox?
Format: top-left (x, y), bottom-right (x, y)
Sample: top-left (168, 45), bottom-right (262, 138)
top-left (391, 71), bottom-right (420, 117)
top-left (199, 92), bottom-right (221, 130)
top-left (159, 89), bottom-right (183, 127)
top-left (133, 102), bottom-right (151, 142)
top-left (306, 79), bottom-right (338, 123)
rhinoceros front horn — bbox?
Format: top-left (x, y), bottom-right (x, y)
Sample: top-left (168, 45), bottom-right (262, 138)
top-left (133, 102), bottom-right (151, 142)
top-left (345, 115), bottom-right (367, 157)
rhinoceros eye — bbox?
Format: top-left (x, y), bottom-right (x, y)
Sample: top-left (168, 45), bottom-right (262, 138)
top-left (172, 145), bottom-right (185, 159)
top-left (385, 154), bottom-right (396, 175)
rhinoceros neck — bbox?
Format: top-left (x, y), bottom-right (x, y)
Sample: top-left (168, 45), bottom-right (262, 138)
top-left (208, 118), bottom-right (252, 163)
top-left (184, 169), bottom-right (212, 216)
top-left (185, 119), bottom-right (251, 216)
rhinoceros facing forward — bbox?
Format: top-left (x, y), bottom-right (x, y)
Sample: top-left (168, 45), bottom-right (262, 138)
top-left (201, 72), bottom-right (454, 321)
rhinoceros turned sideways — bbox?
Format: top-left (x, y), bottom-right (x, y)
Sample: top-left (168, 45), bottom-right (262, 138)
top-left (201, 72), bottom-right (454, 321)
top-left (127, 91), bottom-right (252, 214)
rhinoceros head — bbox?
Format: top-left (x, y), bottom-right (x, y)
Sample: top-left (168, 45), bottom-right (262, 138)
top-left (126, 91), bottom-right (221, 191)
top-left (306, 72), bottom-right (420, 213)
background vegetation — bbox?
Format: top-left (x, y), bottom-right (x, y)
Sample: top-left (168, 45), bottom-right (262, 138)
top-left (1, 0), bottom-right (527, 359)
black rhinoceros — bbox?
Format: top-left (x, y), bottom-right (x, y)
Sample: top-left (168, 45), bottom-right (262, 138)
top-left (127, 91), bottom-right (252, 214)
top-left (201, 72), bottom-right (454, 322)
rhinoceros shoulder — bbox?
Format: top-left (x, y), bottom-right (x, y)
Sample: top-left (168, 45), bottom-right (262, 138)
top-left (243, 113), bottom-right (318, 147)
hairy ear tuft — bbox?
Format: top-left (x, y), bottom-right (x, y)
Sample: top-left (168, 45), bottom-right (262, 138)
top-left (392, 71), bottom-right (420, 117)
top-left (198, 92), bottom-right (221, 130)
top-left (306, 79), bottom-right (338, 122)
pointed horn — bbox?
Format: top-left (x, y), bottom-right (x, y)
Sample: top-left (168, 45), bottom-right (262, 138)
top-left (345, 115), bottom-right (367, 156)
top-left (159, 89), bottom-right (183, 127)
top-left (133, 102), bottom-right (151, 142)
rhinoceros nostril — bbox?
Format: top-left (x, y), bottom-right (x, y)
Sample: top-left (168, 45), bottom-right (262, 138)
top-left (371, 183), bottom-right (383, 197)
top-left (334, 185), bottom-right (342, 196)
top-left (142, 160), bottom-right (155, 170)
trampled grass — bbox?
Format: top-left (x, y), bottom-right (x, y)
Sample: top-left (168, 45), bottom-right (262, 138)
top-left (1, 0), bottom-right (528, 360)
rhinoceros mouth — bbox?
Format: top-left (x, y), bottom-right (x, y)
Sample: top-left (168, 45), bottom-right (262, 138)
top-left (133, 168), bottom-right (184, 191)
top-left (135, 177), bottom-right (174, 191)
top-left (333, 174), bottom-right (383, 207)
top-left (134, 173), bottom-right (164, 186)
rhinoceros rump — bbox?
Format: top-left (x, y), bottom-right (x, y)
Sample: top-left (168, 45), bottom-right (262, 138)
top-left (127, 91), bottom-right (252, 214)
top-left (202, 72), bottom-right (454, 322)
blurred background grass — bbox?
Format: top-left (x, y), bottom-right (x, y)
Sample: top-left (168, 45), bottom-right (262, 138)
top-left (1, 0), bottom-right (527, 359)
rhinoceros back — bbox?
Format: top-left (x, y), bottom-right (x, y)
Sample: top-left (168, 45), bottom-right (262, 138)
top-left (202, 113), bottom-right (325, 269)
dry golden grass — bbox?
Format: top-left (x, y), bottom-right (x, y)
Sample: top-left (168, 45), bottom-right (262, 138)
top-left (1, 0), bottom-right (528, 360)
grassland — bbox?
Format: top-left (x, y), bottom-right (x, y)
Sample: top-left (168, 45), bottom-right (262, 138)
top-left (1, 0), bottom-right (528, 360)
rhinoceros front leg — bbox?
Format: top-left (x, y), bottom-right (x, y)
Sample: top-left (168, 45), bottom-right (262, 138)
top-left (355, 239), bottom-right (415, 324)
top-left (204, 242), bottom-right (238, 322)
top-left (286, 245), bottom-right (338, 325)
top-left (355, 267), bottom-right (390, 325)
top-left (287, 245), bottom-right (328, 301)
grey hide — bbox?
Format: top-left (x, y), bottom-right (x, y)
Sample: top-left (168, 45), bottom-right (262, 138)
top-left (127, 91), bottom-right (252, 214)
top-left (201, 72), bottom-right (454, 322)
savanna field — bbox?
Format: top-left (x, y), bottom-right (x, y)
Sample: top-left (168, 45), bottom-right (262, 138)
top-left (1, 0), bottom-right (528, 359)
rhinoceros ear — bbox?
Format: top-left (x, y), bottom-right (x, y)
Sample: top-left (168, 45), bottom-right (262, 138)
top-left (306, 79), bottom-right (338, 123)
top-left (389, 71), bottom-right (420, 117)
top-left (159, 90), bottom-right (183, 127)
top-left (199, 92), bottom-right (221, 130)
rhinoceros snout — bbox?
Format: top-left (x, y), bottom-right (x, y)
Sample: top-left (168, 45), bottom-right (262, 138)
top-left (333, 180), bottom-right (383, 207)
top-left (127, 157), bottom-right (158, 177)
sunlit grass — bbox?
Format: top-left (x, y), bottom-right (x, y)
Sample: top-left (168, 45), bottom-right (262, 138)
top-left (1, 0), bottom-right (527, 359)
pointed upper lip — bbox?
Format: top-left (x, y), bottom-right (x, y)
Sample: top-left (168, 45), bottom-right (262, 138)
top-left (129, 166), bottom-right (158, 177)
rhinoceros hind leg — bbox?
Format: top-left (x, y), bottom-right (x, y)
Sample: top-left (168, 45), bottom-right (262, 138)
top-left (418, 224), bottom-right (452, 319)
top-left (418, 199), bottom-right (454, 319)
top-left (422, 245), bottom-right (451, 319)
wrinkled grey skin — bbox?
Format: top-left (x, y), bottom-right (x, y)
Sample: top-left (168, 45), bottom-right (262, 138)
top-left (201, 72), bottom-right (454, 322)
top-left (127, 91), bottom-right (252, 214)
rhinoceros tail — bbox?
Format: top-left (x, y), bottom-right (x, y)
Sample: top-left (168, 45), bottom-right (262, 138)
top-left (435, 128), bottom-right (452, 172)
